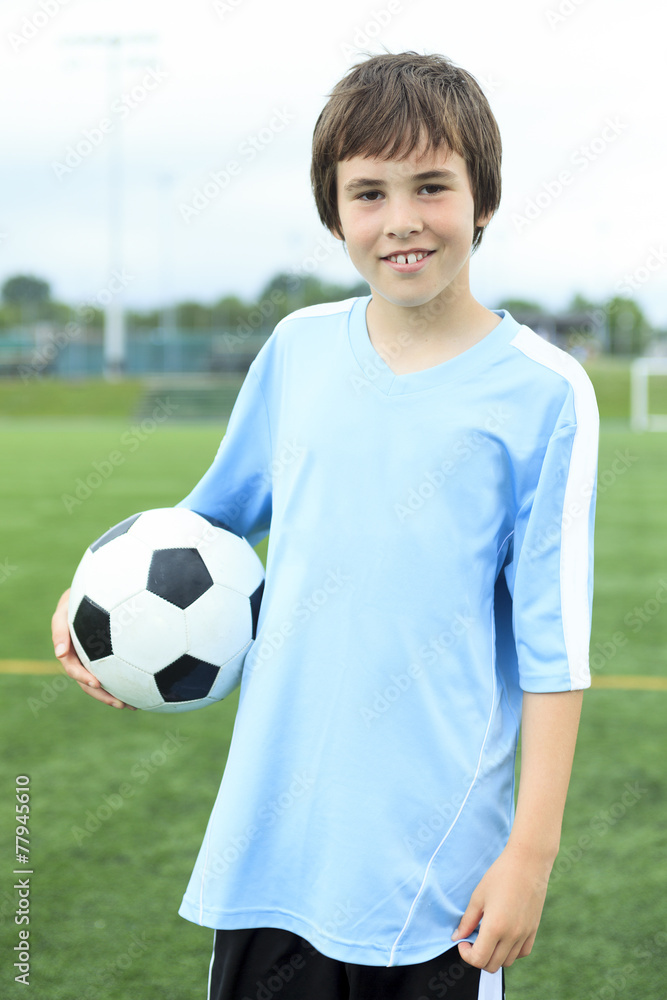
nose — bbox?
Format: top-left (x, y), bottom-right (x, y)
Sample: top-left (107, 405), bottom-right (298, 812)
top-left (384, 196), bottom-right (423, 240)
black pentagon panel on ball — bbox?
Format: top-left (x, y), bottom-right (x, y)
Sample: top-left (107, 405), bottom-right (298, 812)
top-left (249, 580), bottom-right (264, 640)
top-left (90, 512), bottom-right (143, 552)
top-left (147, 548), bottom-right (213, 609)
top-left (72, 597), bottom-right (112, 660)
top-left (156, 654), bottom-right (220, 702)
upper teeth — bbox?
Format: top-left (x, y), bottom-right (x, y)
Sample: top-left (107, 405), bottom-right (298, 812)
top-left (387, 252), bottom-right (429, 264)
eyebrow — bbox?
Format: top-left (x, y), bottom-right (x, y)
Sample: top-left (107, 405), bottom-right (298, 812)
top-left (342, 169), bottom-right (458, 192)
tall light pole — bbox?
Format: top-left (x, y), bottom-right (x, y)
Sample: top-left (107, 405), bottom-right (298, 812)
top-left (63, 33), bottom-right (158, 379)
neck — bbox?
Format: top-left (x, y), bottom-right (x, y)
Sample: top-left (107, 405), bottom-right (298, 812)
top-left (365, 275), bottom-right (499, 374)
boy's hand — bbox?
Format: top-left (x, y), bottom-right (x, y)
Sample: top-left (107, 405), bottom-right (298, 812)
top-left (51, 588), bottom-right (136, 710)
top-left (450, 844), bottom-right (552, 973)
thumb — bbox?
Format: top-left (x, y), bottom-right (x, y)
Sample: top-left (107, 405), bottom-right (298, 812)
top-left (51, 588), bottom-right (72, 657)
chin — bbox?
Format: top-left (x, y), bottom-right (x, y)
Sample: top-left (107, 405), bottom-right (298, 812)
top-left (373, 287), bottom-right (443, 310)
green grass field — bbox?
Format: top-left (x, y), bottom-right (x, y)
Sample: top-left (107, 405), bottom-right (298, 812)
top-left (0, 373), bottom-right (666, 999)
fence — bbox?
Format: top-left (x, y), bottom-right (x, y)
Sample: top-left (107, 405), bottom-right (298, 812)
top-left (0, 326), bottom-right (270, 378)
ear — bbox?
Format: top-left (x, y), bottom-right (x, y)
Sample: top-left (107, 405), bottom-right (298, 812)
top-left (331, 220), bottom-right (345, 242)
top-left (475, 208), bottom-right (494, 229)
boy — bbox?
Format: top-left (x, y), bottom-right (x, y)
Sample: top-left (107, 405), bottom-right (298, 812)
top-left (53, 51), bottom-right (598, 999)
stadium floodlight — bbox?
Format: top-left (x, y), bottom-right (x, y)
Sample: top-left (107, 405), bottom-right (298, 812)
top-left (630, 357), bottom-right (667, 431)
top-left (62, 34), bottom-right (158, 379)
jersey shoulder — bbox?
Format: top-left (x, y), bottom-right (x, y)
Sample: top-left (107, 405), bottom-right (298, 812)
top-left (272, 296), bottom-right (360, 334)
top-left (508, 323), bottom-right (599, 424)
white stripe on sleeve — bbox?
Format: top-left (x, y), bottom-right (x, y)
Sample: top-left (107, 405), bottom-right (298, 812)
top-left (511, 326), bottom-right (599, 688)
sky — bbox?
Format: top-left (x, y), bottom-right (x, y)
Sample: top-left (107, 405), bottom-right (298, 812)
top-left (1, 0), bottom-right (665, 325)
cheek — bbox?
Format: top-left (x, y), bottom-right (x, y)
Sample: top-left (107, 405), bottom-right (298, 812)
top-left (431, 201), bottom-right (476, 240)
top-left (345, 213), bottom-right (377, 249)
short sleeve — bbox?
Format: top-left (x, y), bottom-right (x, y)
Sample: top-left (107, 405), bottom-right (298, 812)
top-left (503, 389), bottom-right (599, 692)
top-left (177, 365), bottom-right (273, 548)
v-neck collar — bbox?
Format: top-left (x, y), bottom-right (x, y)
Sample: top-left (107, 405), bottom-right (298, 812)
top-left (347, 295), bottom-right (520, 396)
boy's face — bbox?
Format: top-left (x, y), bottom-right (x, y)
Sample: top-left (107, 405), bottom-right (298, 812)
top-left (335, 143), bottom-right (487, 314)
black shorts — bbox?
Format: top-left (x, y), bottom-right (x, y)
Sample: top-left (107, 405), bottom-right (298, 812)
top-left (207, 927), bottom-right (506, 1000)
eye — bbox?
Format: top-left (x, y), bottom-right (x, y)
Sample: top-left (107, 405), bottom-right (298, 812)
top-left (358, 190), bottom-right (383, 202)
top-left (419, 184), bottom-right (446, 195)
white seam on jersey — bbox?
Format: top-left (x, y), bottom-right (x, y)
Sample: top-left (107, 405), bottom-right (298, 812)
top-left (510, 327), bottom-right (598, 688)
top-left (388, 608), bottom-right (498, 966)
top-left (478, 966), bottom-right (504, 999)
top-left (496, 529), bottom-right (513, 560)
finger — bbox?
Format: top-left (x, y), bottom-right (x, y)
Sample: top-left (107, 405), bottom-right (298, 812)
top-left (451, 901), bottom-right (483, 942)
top-left (457, 924), bottom-right (497, 971)
top-left (462, 939), bottom-right (505, 975)
top-left (52, 590), bottom-right (136, 709)
top-left (51, 588), bottom-right (72, 648)
top-left (56, 644), bottom-right (101, 688)
top-left (74, 678), bottom-right (137, 710)
top-left (516, 932), bottom-right (536, 961)
top-left (52, 588), bottom-right (98, 685)
top-left (498, 941), bottom-right (523, 969)
top-left (456, 940), bottom-right (474, 963)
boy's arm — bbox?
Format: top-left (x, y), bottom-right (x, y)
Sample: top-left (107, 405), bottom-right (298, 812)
top-left (451, 688), bottom-right (584, 973)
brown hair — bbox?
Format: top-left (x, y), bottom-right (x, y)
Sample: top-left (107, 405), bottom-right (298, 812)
top-left (311, 51), bottom-right (502, 253)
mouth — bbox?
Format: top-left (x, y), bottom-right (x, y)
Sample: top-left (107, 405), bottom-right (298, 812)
top-left (381, 249), bottom-right (435, 272)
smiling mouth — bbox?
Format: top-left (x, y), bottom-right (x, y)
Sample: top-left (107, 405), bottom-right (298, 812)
top-left (382, 250), bottom-right (435, 265)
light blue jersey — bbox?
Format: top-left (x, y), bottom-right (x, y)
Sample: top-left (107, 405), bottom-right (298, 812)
top-left (177, 295), bottom-right (598, 966)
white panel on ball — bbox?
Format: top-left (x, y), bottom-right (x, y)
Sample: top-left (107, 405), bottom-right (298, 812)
top-left (200, 532), bottom-right (265, 594)
top-left (85, 653), bottom-right (163, 710)
top-left (68, 547), bottom-right (95, 617)
top-left (81, 534), bottom-right (153, 611)
top-left (184, 585), bottom-right (253, 665)
top-left (111, 591), bottom-right (188, 671)
top-left (207, 646), bottom-right (248, 703)
top-left (128, 507), bottom-right (215, 550)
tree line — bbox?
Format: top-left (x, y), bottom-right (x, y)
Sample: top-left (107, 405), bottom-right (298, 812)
top-left (0, 273), bottom-right (659, 356)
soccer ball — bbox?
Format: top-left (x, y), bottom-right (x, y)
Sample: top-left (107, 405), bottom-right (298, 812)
top-left (67, 508), bottom-right (265, 712)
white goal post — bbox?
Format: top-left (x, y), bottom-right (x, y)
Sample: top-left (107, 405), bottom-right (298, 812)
top-left (630, 357), bottom-right (667, 431)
